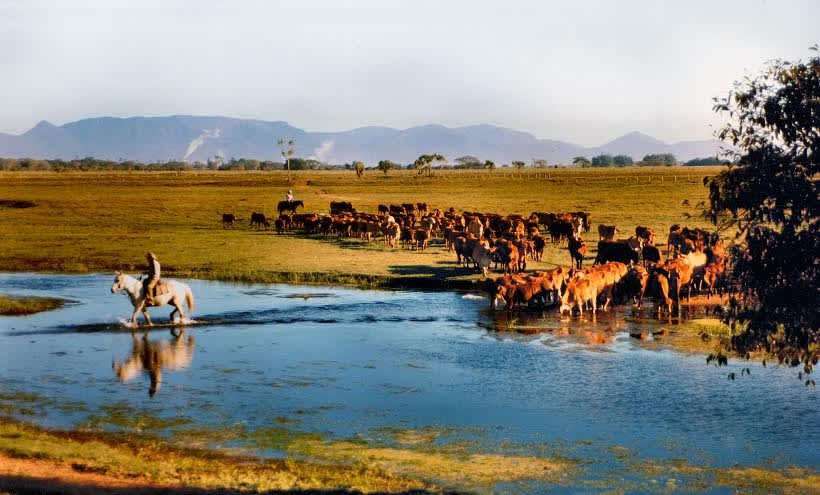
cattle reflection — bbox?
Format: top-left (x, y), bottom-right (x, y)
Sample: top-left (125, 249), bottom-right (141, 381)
top-left (113, 329), bottom-right (195, 397)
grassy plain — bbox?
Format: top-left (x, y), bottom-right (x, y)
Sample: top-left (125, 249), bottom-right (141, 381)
top-left (0, 167), bottom-right (719, 287)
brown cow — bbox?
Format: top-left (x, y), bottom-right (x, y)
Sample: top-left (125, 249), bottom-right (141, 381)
top-left (560, 278), bottom-right (598, 317)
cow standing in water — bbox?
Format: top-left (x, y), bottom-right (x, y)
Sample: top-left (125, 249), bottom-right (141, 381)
top-left (568, 233), bottom-right (586, 269)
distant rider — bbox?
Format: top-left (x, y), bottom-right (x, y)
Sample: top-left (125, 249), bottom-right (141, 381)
top-left (285, 189), bottom-right (294, 203)
top-left (144, 252), bottom-right (160, 305)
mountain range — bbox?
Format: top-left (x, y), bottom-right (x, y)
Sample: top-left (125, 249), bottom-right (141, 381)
top-left (0, 115), bottom-right (724, 165)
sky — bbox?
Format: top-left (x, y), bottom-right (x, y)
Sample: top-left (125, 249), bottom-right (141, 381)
top-left (1, 0), bottom-right (817, 145)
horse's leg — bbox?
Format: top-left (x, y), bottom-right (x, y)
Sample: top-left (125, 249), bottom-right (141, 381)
top-left (131, 303), bottom-right (143, 325)
top-left (172, 297), bottom-right (186, 321)
top-left (143, 308), bottom-right (153, 326)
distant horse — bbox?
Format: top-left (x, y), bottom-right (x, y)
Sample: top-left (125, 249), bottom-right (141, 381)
top-left (111, 271), bottom-right (195, 326)
top-left (277, 200), bottom-right (303, 215)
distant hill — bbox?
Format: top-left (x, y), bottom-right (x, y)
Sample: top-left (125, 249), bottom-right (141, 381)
top-left (0, 115), bottom-right (724, 165)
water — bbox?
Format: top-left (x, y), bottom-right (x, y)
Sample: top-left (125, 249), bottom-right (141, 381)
top-left (0, 273), bottom-right (817, 491)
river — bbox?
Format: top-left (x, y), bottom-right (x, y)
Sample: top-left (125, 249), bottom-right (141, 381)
top-left (0, 273), bottom-right (816, 492)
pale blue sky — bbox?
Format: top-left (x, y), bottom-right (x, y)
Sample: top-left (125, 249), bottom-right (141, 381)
top-left (1, 0), bottom-right (817, 145)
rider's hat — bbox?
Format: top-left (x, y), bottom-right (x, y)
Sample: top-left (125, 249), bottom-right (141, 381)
top-left (288, 189), bottom-right (292, 193)
top-left (146, 251), bottom-right (156, 259)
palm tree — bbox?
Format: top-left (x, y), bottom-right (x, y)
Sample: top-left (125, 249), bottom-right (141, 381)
top-left (277, 138), bottom-right (296, 182)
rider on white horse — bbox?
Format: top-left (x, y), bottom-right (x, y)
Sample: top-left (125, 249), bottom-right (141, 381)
top-left (111, 270), bottom-right (195, 326)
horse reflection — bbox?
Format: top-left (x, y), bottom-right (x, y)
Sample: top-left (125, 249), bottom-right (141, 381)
top-left (113, 329), bottom-right (195, 397)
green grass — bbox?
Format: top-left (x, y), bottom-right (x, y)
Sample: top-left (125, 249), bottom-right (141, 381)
top-left (0, 294), bottom-right (65, 316)
top-left (0, 167), bottom-right (719, 288)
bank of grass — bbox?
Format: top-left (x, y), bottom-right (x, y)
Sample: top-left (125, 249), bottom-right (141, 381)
top-left (1, 416), bottom-right (817, 494)
top-left (0, 167), bottom-right (719, 288)
top-left (0, 294), bottom-right (65, 315)
top-left (0, 418), bottom-right (433, 493)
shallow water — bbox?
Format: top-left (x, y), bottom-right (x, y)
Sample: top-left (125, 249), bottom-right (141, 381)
top-left (0, 273), bottom-right (817, 491)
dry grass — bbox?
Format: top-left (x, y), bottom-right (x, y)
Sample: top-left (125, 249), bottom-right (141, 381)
top-left (0, 167), bottom-right (719, 288)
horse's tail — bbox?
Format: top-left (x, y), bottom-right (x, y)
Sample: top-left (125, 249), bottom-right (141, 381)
top-left (185, 286), bottom-right (195, 314)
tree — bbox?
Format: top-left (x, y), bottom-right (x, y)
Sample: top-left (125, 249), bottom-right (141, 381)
top-left (573, 156), bottom-right (591, 168)
top-left (591, 154), bottom-right (613, 167)
top-left (613, 154), bottom-right (634, 167)
top-left (353, 161), bottom-right (365, 178)
top-left (377, 160), bottom-right (397, 175)
top-left (511, 160), bottom-right (526, 170)
top-left (484, 160), bottom-right (496, 171)
top-left (706, 47), bottom-right (819, 377)
top-left (686, 156), bottom-right (726, 166)
top-left (277, 138), bottom-right (296, 182)
top-left (454, 155), bottom-right (481, 168)
top-left (413, 154), bottom-right (446, 177)
top-left (532, 158), bottom-right (549, 168)
top-left (641, 153), bottom-right (677, 166)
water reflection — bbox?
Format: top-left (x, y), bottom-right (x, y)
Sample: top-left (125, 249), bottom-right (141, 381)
top-left (482, 300), bottom-right (721, 339)
top-left (113, 329), bottom-right (195, 397)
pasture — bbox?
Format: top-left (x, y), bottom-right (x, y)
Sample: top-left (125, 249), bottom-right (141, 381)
top-left (0, 167), bottom-right (719, 287)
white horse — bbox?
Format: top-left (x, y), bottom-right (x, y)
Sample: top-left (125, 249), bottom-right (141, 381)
top-left (111, 271), bottom-right (195, 326)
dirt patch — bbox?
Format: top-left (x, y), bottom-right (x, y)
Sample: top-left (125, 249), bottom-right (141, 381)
top-left (0, 452), bottom-right (163, 492)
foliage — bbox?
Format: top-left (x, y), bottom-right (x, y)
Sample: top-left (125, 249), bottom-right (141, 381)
top-left (454, 155), bottom-right (481, 168)
top-left (353, 161), bottom-right (365, 178)
top-left (572, 156), bottom-right (591, 168)
top-left (511, 160), bottom-right (526, 170)
top-left (377, 160), bottom-right (398, 175)
top-left (686, 156), bottom-right (727, 166)
top-left (591, 154), bottom-right (613, 167)
top-left (484, 160), bottom-right (496, 171)
top-left (641, 153), bottom-right (677, 166)
top-left (707, 47), bottom-right (819, 372)
top-left (412, 153), bottom-right (446, 177)
top-left (277, 138), bottom-right (296, 180)
top-left (613, 154), bottom-right (634, 167)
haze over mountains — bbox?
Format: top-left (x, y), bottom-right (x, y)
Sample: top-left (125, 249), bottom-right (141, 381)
top-left (0, 115), bottom-right (723, 165)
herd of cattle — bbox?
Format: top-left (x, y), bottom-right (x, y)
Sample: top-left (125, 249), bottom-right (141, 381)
top-left (220, 200), bottom-right (730, 317)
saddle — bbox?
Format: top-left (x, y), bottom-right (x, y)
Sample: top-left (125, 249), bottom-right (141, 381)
top-left (143, 279), bottom-right (171, 297)
top-left (155, 281), bottom-right (170, 296)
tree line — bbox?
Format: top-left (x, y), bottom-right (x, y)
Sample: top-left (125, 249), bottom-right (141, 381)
top-left (571, 154), bottom-right (727, 168)
top-left (0, 153), bottom-right (727, 173)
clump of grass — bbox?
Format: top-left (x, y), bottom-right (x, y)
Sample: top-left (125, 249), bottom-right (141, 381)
top-left (82, 403), bottom-right (194, 433)
top-left (0, 294), bottom-right (65, 316)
